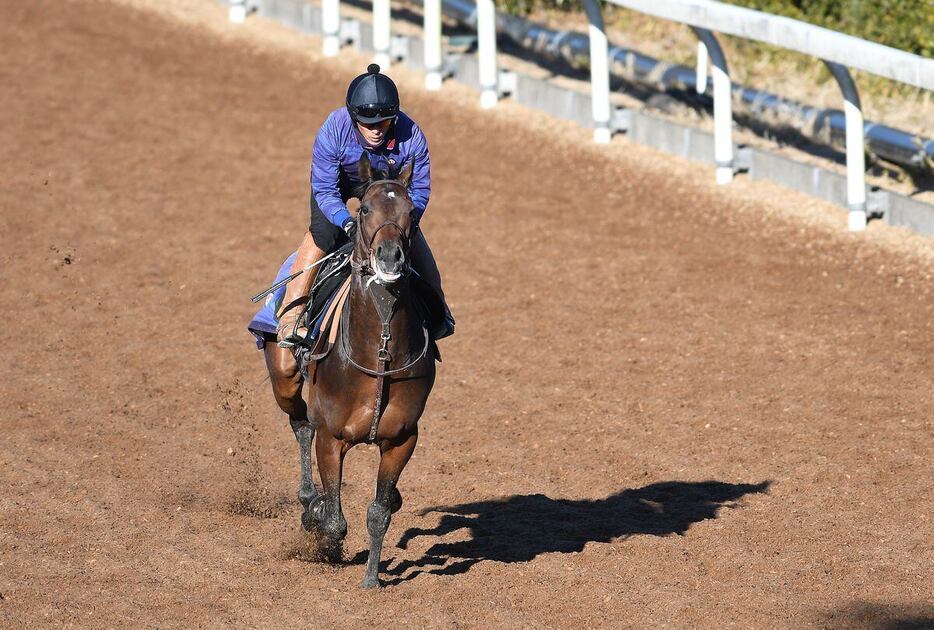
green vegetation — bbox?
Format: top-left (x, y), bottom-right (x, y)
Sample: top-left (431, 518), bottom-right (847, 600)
top-left (498, 0), bottom-right (934, 57)
top-left (496, 0), bottom-right (933, 102)
top-left (723, 0), bottom-right (934, 57)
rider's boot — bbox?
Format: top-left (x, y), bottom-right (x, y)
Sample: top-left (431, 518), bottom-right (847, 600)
top-left (277, 231), bottom-right (327, 348)
top-left (411, 229), bottom-right (455, 340)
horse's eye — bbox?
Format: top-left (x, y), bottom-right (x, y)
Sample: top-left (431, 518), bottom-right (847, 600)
top-left (360, 205), bottom-right (369, 216)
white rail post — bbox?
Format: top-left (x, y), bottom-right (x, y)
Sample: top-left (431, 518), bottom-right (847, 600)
top-left (424, 0), bottom-right (443, 90)
top-left (824, 61), bottom-right (867, 231)
top-left (373, 0), bottom-right (392, 68)
top-left (692, 28), bottom-right (733, 185)
top-left (476, 0), bottom-right (498, 108)
top-left (696, 41), bottom-right (708, 95)
top-left (322, 0), bottom-right (341, 56)
top-left (582, 0), bottom-right (611, 143)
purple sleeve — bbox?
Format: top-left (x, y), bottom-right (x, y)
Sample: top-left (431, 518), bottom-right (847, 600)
top-left (311, 114), bottom-right (353, 228)
top-left (408, 124), bottom-right (431, 219)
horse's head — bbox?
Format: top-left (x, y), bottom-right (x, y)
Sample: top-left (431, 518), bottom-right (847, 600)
top-left (353, 152), bottom-right (417, 285)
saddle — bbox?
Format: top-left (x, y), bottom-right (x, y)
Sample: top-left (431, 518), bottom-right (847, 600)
top-left (293, 243), bottom-right (445, 379)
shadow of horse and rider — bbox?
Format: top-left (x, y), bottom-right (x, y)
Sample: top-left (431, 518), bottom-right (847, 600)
top-left (354, 479), bottom-right (771, 585)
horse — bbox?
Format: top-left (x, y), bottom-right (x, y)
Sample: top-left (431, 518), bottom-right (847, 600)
top-left (263, 153), bottom-right (436, 588)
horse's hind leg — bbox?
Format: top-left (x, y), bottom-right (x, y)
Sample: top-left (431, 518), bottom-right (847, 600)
top-left (362, 431), bottom-right (418, 589)
top-left (263, 343), bottom-right (318, 509)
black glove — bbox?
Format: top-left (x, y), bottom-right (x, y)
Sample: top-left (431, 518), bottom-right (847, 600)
top-left (343, 218), bottom-right (357, 240)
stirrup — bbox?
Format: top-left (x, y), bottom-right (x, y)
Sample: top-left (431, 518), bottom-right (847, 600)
top-left (277, 335), bottom-right (301, 349)
top-left (277, 324), bottom-right (308, 349)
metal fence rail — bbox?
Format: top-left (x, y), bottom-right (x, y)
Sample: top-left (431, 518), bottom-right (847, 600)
top-left (597, 0), bottom-right (933, 230)
top-left (428, 5), bottom-right (933, 176)
top-left (226, 0), bottom-right (934, 233)
top-left (608, 0), bottom-right (933, 91)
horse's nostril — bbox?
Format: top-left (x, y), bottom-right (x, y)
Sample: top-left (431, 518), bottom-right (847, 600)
top-left (376, 242), bottom-right (405, 270)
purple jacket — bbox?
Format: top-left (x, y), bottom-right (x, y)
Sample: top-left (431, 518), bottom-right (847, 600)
top-left (311, 107), bottom-right (431, 229)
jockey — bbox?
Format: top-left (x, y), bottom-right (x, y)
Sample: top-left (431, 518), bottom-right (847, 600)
top-left (276, 63), bottom-right (454, 348)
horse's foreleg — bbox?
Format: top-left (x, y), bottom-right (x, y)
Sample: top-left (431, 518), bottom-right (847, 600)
top-left (362, 430), bottom-right (418, 589)
top-left (304, 429), bottom-right (347, 549)
top-left (291, 418), bottom-right (318, 509)
top-left (263, 344), bottom-right (317, 508)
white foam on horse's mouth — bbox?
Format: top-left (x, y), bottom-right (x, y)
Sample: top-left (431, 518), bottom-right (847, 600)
top-left (374, 269), bottom-right (402, 284)
top-left (369, 252), bottom-right (403, 285)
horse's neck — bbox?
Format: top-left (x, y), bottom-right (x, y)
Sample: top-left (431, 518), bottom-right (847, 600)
top-left (346, 276), bottom-right (419, 358)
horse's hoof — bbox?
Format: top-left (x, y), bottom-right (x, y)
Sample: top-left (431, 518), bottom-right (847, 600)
top-left (301, 509), bottom-right (315, 532)
top-left (301, 496), bottom-right (326, 531)
top-left (320, 535), bottom-right (344, 564)
top-left (361, 575), bottom-right (381, 589)
top-left (390, 488), bottom-right (403, 514)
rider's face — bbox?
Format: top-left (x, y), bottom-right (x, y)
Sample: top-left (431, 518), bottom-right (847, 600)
top-left (356, 119), bottom-right (392, 147)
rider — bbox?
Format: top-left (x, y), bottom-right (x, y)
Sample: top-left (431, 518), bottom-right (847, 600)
top-left (276, 63), bottom-right (454, 348)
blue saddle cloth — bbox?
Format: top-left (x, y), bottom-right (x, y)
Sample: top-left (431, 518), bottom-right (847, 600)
top-left (247, 252), bottom-right (296, 349)
top-left (247, 251), bottom-right (351, 349)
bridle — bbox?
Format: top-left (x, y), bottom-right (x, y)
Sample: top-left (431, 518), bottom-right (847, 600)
top-left (349, 179), bottom-right (412, 278)
top-left (340, 178), bottom-right (431, 443)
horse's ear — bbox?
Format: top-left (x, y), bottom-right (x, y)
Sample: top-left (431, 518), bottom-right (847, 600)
top-left (358, 151), bottom-right (374, 182)
top-left (397, 160), bottom-right (414, 188)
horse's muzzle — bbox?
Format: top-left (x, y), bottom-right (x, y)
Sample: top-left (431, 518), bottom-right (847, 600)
top-left (372, 241), bottom-right (407, 283)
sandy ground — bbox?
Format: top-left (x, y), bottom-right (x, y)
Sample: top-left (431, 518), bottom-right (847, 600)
top-left (0, 0), bottom-right (932, 627)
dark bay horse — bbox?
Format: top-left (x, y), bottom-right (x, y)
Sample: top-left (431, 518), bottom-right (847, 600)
top-left (264, 154), bottom-right (436, 588)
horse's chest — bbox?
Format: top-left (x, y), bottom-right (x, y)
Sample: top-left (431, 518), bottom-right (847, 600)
top-left (314, 383), bottom-right (428, 444)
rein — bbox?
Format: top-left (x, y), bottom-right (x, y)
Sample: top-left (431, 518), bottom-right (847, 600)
top-left (343, 179), bottom-right (430, 443)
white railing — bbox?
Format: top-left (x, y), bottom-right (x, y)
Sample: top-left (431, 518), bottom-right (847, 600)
top-left (596, 0), bottom-right (933, 230)
top-left (229, 0), bottom-right (934, 232)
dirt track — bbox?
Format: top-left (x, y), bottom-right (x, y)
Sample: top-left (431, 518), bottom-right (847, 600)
top-left (1, 0), bottom-right (933, 627)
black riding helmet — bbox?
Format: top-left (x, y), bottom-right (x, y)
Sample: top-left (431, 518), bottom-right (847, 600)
top-left (346, 64), bottom-right (399, 124)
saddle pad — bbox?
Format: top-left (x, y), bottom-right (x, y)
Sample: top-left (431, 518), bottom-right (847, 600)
top-left (314, 275), bottom-right (352, 349)
top-left (246, 250), bottom-right (354, 351)
top-left (305, 241), bottom-right (353, 329)
top-left (247, 251), bottom-right (296, 349)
